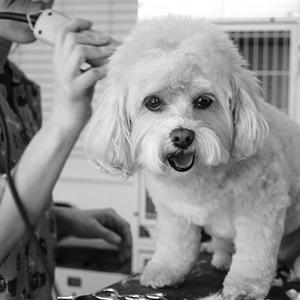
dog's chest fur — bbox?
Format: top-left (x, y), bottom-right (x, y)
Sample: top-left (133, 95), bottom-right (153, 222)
top-left (203, 209), bottom-right (235, 240)
top-left (145, 171), bottom-right (239, 240)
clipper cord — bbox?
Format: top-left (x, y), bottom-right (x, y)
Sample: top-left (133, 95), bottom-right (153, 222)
top-left (0, 12), bottom-right (41, 29)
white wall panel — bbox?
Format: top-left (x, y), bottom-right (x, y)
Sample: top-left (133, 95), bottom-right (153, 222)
top-left (139, 0), bottom-right (300, 19)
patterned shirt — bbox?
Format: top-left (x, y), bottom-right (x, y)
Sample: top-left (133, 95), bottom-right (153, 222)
top-left (0, 61), bottom-right (56, 300)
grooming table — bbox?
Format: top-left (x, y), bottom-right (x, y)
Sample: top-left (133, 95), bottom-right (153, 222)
top-left (107, 253), bottom-right (300, 300)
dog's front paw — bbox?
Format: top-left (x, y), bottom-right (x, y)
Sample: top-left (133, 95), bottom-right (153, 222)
top-left (212, 252), bottom-right (232, 271)
top-left (223, 290), bottom-right (261, 300)
top-left (140, 260), bottom-right (184, 288)
top-left (223, 276), bottom-right (268, 300)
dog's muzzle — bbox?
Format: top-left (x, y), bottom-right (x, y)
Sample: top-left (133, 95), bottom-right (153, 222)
top-left (168, 128), bottom-right (195, 172)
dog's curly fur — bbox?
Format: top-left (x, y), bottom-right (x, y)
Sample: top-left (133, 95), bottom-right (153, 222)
top-left (84, 16), bottom-right (300, 300)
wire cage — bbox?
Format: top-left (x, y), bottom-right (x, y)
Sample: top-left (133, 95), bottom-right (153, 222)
top-left (230, 30), bottom-right (290, 114)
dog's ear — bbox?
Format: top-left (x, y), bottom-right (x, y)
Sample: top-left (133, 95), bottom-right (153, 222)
top-left (230, 68), bottom-right (269, 160)
top-left (84, 83), bottom-right (133, 178)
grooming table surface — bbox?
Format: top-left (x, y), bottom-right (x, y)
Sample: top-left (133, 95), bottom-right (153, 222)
top-left (108, 253), bottom-right (300, 300)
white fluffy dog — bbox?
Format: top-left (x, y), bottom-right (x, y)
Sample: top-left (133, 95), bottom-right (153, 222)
top-left (84, 16), bottom-right (300, 300)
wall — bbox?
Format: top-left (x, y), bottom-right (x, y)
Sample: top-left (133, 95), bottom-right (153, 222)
top-left (139, 0), bottom-right (300, 19)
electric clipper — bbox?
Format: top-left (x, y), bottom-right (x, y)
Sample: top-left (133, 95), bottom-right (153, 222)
top-left (29, 9), bottom-right (71, 46)
top-left (0, 9), bottom-right (117, 68)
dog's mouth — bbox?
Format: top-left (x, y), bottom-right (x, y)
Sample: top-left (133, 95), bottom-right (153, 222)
top-left (168, 153), bottom-right (195, 172)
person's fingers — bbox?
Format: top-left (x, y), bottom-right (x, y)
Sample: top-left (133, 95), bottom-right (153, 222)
top-left (76, 65), bottom-right (108, 87)
top-left (85, 57), bottom-right (108, 69)
top-left (56, 18), bottom-right (93, 43)
top-left (106, 210), bottom-right (132, 242)
top-left (57, 49), bottom-right (85, 78)
top-left (55, 20), bottom-right (111, 59)
top-left (119, 242), bottom-right (132, 262)
top-left (119, 221), bottom-right (132, 248)
top-left (53, 18), bottom-right (118, 85)
top-left (58, 43), bottom-right (113, 78)
top-left (96, 225), bottom-right (122, 245)
top-left (54, 18), bottom-right (93, 60)
top-left (105, 210), bottom-right (132, 262)
top-left (91, 209), bottom-right (132, 262)
top-left (75, 44), bottom-right (115, 61)
top-left (78, 29), bottom-right (111, 46)
top-left (62, 31), bottom-right (112, 51)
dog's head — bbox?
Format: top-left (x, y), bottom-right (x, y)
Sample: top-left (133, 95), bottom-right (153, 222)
top-left (84, 16), bottom-right (268, 178)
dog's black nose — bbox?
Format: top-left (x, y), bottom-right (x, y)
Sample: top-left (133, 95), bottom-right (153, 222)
top-left (170, 128), bottom-right (195, 149)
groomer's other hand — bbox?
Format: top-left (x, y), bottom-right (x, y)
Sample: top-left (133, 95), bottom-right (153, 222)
top-left (55, 207), bottom-right (132, 262)
top-left (51, 18), bottom-right (118, 136)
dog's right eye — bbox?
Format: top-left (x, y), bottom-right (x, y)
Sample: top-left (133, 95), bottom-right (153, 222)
top-left (193, 94), bottom-right (213, 110)
top-left (144, 96), bottom-right (164, 111)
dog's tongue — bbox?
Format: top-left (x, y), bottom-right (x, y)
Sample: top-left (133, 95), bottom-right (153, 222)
top-left (168, 153), bottom-right (195, 172)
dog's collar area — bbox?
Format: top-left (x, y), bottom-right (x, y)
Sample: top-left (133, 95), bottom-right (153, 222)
top-left (168, 153), bottom-right (195, 172)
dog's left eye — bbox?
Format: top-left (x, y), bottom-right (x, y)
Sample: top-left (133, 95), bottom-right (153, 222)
top-left (193, 95), bottom-right (213, 109)
top-left (144, 96), bottom-right (164, 111)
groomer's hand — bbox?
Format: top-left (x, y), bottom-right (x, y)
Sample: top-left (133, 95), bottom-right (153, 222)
top-left (55, 207), bottom-right (132, 262)
top-left (51, 18), bottom-right (118, 136)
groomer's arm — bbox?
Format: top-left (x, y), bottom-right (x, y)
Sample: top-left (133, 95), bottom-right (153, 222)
top-left (0, 19), bottom-right (116, 264)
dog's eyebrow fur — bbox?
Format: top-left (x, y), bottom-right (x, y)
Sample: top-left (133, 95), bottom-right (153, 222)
top-left (142, 80), bottom-right (218, 108)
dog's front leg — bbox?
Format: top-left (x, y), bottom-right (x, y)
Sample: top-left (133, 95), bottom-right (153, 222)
top-left (223, 208), bottom-right (286, 300)
top-left (140, 207), bottom-right (201, 288)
